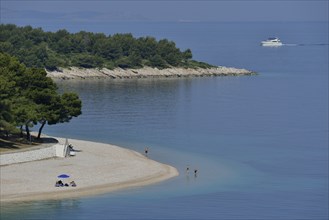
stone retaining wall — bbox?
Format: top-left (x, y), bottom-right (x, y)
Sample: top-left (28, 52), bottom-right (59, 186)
top-left (0, 144), bottom-right (62, 166)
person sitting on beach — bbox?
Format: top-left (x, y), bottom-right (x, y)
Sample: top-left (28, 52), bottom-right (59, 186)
top-left (68, 144), bottom-right (74, 151)
top-left (55, 180), bottom-right (64, 187)
top-left (70, 181), bottom-right (77, 187)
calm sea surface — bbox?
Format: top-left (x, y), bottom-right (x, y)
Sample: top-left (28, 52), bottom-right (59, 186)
top-left (1, 22), bottom-right (328, 219)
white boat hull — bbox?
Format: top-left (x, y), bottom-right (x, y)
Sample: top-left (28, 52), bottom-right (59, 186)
top-left (261, 42), bottom-right (283, 47)
top-left (261, 37), bottom-right (283, 47)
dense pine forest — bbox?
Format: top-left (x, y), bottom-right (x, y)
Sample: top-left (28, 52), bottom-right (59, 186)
top-left (0, 52), bottom-right (82, 140)
top-left (0, 24), bottom-right (213, 70)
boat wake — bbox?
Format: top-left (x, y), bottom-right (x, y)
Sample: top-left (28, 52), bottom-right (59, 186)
top-left (283, 43), bottom-right (328, 47)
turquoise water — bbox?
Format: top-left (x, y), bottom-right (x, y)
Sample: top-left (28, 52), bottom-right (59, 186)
top-left (1, 22), bottom-right (328, 219)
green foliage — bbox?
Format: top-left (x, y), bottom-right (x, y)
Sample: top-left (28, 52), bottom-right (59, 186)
top-left (186, 60), bottom-right (216, 69)
top-left (11, 97), bottom-right (38, 128)
top-left (0, 24), bottom-right (212, 70)
top-left (60, 93), bottom-right (82, 122)
top-left (148, 54), bottom-right (168, 69)
top-left (0, 100), bottom-right (16, 133)
top-left (183, 49), bottom-right (193, 60)
top-left (0, 52), bottom-right (82, 138)
top-left (71, 53), bottom-right (104, 68)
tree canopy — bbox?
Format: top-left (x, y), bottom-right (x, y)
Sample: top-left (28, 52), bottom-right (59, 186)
top-left (0, 24), bottom-right (214, 70)
top-left (0, 52), bottom-right (82, 139)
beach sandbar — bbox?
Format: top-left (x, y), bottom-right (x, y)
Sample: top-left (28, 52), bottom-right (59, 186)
top-left (0, 137), bottom-right (179, 202)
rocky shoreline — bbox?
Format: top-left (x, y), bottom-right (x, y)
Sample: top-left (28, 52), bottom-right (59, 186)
top-left (46, 66), bottom-right (256, 80)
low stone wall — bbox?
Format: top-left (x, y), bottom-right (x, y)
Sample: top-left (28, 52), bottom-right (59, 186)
top-left (0, 144), bottom-right (62, 166)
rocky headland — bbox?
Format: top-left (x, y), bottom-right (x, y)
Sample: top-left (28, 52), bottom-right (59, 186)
top-left (47, 66), bottom-right (256, 80)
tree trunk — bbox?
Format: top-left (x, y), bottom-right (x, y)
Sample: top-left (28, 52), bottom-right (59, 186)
top-left (20, 125), bottom-right (23, 137)
top-left (25, 124), bottom-right (30, 141)
top-left (37, 121), bottom-right (46, 139)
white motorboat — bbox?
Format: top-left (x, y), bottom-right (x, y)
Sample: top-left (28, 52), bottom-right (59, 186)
top-left (261, 37), bottom-right (283, 47)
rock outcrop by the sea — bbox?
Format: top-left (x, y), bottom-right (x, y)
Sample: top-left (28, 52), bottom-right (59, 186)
top-left (46, 66), bottom-right (255, 80)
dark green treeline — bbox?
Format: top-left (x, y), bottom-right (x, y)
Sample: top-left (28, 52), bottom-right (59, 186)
top-left (0, 24), bottom-right (213, 70)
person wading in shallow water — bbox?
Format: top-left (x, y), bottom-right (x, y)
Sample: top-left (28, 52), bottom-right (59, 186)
top-left (186, 166), bottom-right (190, 175)
top-left (194, 169), bottom-right (198, 177)
top-left (144, 147), bottom-right (149, 157)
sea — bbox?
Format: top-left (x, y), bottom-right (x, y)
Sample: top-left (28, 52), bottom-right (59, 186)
top-left (1, 21), bottom-right (328, 220)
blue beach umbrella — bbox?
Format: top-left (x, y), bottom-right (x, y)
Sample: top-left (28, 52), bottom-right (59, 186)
top-left (57, 174), bottom-right (70, 178)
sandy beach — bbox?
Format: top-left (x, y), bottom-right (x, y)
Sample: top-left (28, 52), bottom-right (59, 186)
top-left (0, 137), bottom-right (179, 202)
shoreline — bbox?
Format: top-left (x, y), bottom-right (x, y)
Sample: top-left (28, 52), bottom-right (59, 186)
top-left (0, 137), bottom-right (179, 203)
top-left (46, 66), bottom-right (256, 80)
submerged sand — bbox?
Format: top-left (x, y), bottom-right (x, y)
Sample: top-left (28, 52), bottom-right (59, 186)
top-left (0, 137), bottom-right (179, 202)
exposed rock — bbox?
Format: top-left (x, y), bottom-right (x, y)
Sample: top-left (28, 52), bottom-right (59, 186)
top-left (46, 66), bottom-right (256, 80)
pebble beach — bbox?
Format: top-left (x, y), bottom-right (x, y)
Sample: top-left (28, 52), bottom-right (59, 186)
top-left (0, 137), bottom-right (179, 202)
